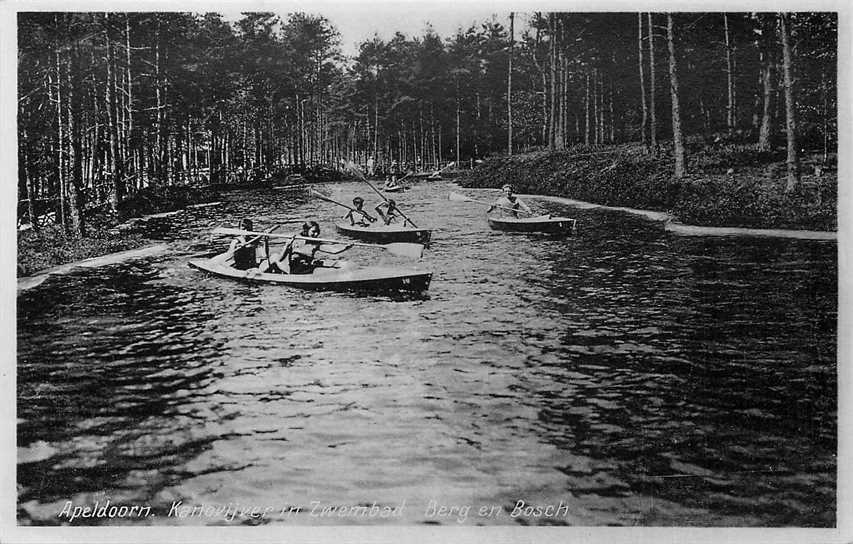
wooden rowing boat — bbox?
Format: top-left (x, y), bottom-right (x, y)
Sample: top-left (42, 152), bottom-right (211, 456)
top-left (487, 215), bottom-right (576, 234)
top-left (335, 222), bottom-right (432, 245)
top-left (189, 253), bottom-right (432, 293)
top-left (384, 184), bottom-right (404, 192)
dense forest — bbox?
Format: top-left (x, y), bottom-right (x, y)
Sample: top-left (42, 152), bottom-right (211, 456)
top-left (18, 12), bottom-right (837, 237)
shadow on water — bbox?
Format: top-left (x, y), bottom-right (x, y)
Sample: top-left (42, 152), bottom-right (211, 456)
top-left (18, 262), bottom-right (229, 508)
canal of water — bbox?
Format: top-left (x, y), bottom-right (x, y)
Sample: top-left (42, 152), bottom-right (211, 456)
top-left (17, 180), bottom-right (837, 526)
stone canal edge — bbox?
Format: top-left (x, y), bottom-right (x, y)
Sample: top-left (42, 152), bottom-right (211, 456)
top-left (17, 244), bottom-right (170, 292)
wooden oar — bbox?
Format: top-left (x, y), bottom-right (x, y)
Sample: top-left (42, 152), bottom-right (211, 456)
top-left (448, 191), bottom-right (537, 217)
top-left (310, 189), bottom-right (377, 222)
top-left (226, 224), bottom-right (282, 249)
top-left (211, 219), bottom-right (304, 237)
top-left (209, 224), bottom-right (282, 264)
top-left (211, 227), bottom-right (424, 259)
top-left (429, 161), bottom-right (454, 178)
top-left (394, 171), bottom-right (414, 185)
top-left (345, 162), bottom-right (419, 228)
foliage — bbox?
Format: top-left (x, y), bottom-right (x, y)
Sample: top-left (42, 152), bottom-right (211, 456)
top-left (17, 224), bottom-right (149, 277)
top-left (17, 11), bottom-right (839, 236)
top-left (460, 142), bottom-right (836, 231)
top-left (116, 185), bottom-right (220, 221)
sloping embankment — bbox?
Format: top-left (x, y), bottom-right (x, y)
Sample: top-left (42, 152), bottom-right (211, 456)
top-left (457, 144), bottom-right (837, 234)
top-left (463, 187), bottom-right (836, 241)
top-left (18, 244), bottom-right (169, 292)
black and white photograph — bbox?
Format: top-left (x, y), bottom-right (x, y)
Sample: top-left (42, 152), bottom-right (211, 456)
top-left (3, 1), bottom-right (850, 541)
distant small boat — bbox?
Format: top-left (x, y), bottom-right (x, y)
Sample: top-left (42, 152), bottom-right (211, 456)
top-left (384, 183), bottom-right (404, 192)
top-left (335, 222), bottom-right (432, 245)
top-left (487, 215), bottom-right (576, 234)
top-left (189, 253), bottom-right (432, 293)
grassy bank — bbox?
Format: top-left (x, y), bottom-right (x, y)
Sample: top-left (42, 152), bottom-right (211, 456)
top-left (18, 185), bottom-right (220, 277)
top-left (458, 141), bottom-right (837, 231)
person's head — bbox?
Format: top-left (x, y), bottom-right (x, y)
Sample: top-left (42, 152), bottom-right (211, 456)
top-left (308, 221), bottom-right (321, 238)
top-left (387, 199), bottom-right (397, 210)
top-left (353, 197), bottom-right (364, 209)
top-left (300, 222), bottom-right (311, 236)
top-left (240, 218), bottom-right (253, 231)
top-left (501, 184), bottom-right (514, 197)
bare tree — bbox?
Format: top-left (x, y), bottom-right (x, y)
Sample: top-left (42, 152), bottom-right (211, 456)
top-left (724, 14), bottom-right (736, 135)
top-left (667, 13), bottom-right (686, 178)
top-left (507, 12), bottom-right (514, 155)
top-left (647, 13), bottom-right (657, 153)
top-left (756, 15), bottom-right (775, 151)
top-left (638, 13), bottom-right (648, 149)
top-left (779, 12), bottom-right (800, 191)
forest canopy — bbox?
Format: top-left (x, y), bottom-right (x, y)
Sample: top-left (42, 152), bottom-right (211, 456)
top-left (17, 12), bottom-right (837, 237)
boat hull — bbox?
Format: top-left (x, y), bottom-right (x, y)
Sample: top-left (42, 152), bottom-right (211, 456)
top-left (335, 223), bottom-right (432, 245)
top-left (487, 215), bottom-right (576, 234)
top-left (189, 256), bottom-right (432, 293)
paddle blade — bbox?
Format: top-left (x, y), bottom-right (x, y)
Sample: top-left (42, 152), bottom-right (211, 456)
top-left (310, 188), bottom-right (333, 201)
top-left (449, 191), bottom-right (473, 202)
top-left (310, 186), bottom-right (332, 198)
top-left (385, 243), bottom-right (424, 259)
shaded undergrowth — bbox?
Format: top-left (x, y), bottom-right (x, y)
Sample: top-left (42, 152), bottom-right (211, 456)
top-left (459, 140), bottom-right (836, 231)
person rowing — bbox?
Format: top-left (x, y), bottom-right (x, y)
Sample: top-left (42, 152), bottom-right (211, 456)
top-left (487, 184), bottom-right (532, 218)
top-left (375, 199), bottom-right (411, 226)
top-left (384, 174), bottom-right (401, 191)
top-left (261, 221), bottom-right (352, 274)
top-left (227, 218), bottom-right (268, 270)
top-left (344, 196), bottom-right (377, 226)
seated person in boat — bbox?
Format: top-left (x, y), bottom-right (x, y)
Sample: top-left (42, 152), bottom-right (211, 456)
top-left (262, 222), bottom-right (351, 274)
top-left (344, 197), bottom-right (377, 226)
top-left (375, 199), bottom-right (410, 227)
top-left (384, 174), bottom-right (401, 190)
top-left (227, 218), bottom-right (268, 270)
top-left (487, 184), bottom-right (532, 218)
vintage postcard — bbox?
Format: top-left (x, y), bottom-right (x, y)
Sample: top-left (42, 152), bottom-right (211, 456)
top-left (3, 0), bottom-right (850, 542)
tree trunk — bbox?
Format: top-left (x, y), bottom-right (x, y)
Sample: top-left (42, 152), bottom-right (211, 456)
top-left (90, 52), bottom-right (101, 200)
top-left (374, 95), bottom-right (379, 161)
top-left (724, 13), bottom-right (736, 135)
top-left (507, 12), bottom-right (514, 155)
top-left (105, 23), bottom-right (124, 208)
top-left (592, 69), bottom-right (599, 145)
top-left (54, 46), bottom-right (66, 228)
top-left (599, 72), bottom-right (605, 144)
top-left (758, 46), bottom-right (774, 151)
top-left (779, 12), bottom-right (800, 191)
top-left (648, 13), bottom-right (657, 152)
top-left (667, 13), bottom-right (686, 178)
top-left (154, 17), bottom-right (164, 182)
top-left (559, 44), bottom-right (568, 150)
top-left (530, 24), bottom-right (548, 146)
top-left (584, 71), bottom-right (590, 145)
top-left (125, 14), bottom-right (134, 187)
top-left (821, 69), bottom-right (828, 162)
top-left (455, 80), bottom-right (461, 162)
top-left (67, 41), bottom-right (85, 237)
top-left (609, 79), bottom-right (615, 143)
top-left (548, 14), bottom-right (557, 151)
top-left (21, 127), bottom-right (39, 231)
top-left (638, 13), bottom-right (648, 148)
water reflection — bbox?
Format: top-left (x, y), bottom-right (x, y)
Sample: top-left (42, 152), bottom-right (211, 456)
top-left (17, 181), bottom-right (836, 526)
